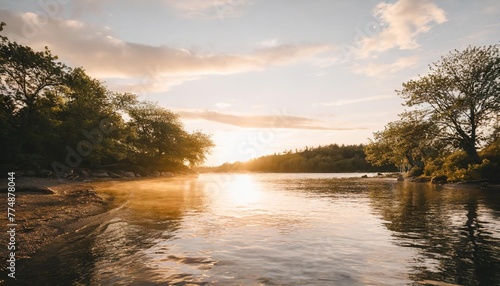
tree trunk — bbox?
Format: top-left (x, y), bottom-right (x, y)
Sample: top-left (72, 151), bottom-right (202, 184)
top-left (461, 140), bottom-right (481, 164)
top-left (405, 153), bottom-right (415, 168)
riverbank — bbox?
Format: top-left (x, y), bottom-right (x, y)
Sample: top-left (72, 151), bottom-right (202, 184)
top-left (401, 175), bottom-right (500, 189)
top-left (0, 177), bottom-right (120, 261)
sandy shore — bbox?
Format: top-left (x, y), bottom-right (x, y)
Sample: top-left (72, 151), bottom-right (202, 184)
top-left (0, 177), bottom-right (119, 261)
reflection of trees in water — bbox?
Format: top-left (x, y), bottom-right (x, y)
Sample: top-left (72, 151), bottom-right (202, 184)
top-left (19, 178), bottom-right (208, 285)
top-left (369, 182), bottom-right (500, 285)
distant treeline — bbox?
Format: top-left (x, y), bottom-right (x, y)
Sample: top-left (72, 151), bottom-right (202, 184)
top-left (200, 144), bottom-right (397, 173)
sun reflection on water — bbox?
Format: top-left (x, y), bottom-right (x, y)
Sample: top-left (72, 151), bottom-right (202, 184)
top-left (16, 174), bottom-right (500, 285)
top-left (225, 174), bottom-right (262, 206)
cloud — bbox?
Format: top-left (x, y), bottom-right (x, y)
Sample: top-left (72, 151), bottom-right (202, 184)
top-left (106, 75), bottom-right (201, 94)
top-left (482, 5), bottom-right (498, 15)
top-left (215, 102), bottom-right (231, 109)
top-left (69, 0), bottom-right (114, 17)
top-left (321, 95), bottom-right (394, 107)
top-left (259, 38), bottom-right (279, 48)
top-left (177, 110), bottom-right (364, 130)
top-left (164, 0), bottom-right (251, 18)
top-left (312, 55), bottom-right (340, 68)
top-left (352, 56), bottom-right (419, 77)
top-left (0, 9), bottom-right (331, 92)
top-left (357, 0), bottom-right (447, 57)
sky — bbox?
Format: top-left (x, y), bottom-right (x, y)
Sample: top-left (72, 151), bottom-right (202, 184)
top-left (1, 0), bottom-right (499, 166)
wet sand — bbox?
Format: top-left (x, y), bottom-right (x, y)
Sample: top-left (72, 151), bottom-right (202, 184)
top-left (0, 177), bottom-right (117, 261)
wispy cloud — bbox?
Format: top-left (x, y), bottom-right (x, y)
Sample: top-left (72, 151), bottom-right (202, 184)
top-left (352, 56), bottom-right (419, 77)
top-left (482, 5), bottom-right (498, 15)
top-left (1, 9), bottom-right (331, 92)
top-left (178, 110), bottom-right (365, 130)
top-left (215, 102), bottom-right (231, 109)
top-left (458, 22), bottom-right (500, 44)
top-left (259, 38), bottom-right (279, 48)
top-left (321, 95), bottom-right (394, 107)
top-left (357, 0), bottom-right (447, 58)
top-left (69, 0), bottom-right (114, 18)
top-left (164, 0), bottom-right (251, 18)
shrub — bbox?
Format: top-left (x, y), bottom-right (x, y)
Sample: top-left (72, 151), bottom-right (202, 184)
top-left (408, 166), bottom-right (424, 177)
top-left (468, 159), bottom-right (499, 179)
top-left (424, 158), bottom-right (445, 177)
top-left (481, 138), bottom-right (500, 162)
top-left (444, 151), bottom-right (471, 170)
top-left (445, 159), bottom-right (498, 181)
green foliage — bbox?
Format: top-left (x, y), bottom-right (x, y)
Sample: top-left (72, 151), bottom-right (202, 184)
top-left (442, 151), bottom-right (470, 181)
top-left (437, 148), bottom-right (500, 182)
top-left (364, 139), bottom-right (394, 167)
top-left (0, 38), bottom-right (67, 110)
top-left (422, 139), bottom-right (500, 181)
top-left (398, 44), bottom-right (500, 163)
top-left (407, 166), bottom-right (424, 177)
top-left (205, 144), bottom-right (396, 173)
top-left (423, 157), bottom-right (445, 177)
top-left (467, 159), bottom-right (498, 180)
top-left (364, 114), bottom-right (439, 170)
top-left (182, 131), bottom-right (215, 166)
top-left (0, 34), bottom-right (213, 172)
top-left (481, 137), bottom-right (500, 162)
top-left (125, 102), bottom-right (213, 170)
top-left (445, 159), bottom-right (497, 182)
top-left (368, 45), bottom-right (500, 181)
top-left (0, 36), bottom-right (70, 164)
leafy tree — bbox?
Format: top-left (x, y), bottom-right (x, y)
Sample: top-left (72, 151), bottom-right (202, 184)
top-left (0, 35), bottom-right (68, 161)
top-left (182, 131), bottom-right (215, 166)
top-left (0, 90), bottom-right (17, 164)
top-left (0, 29), bottom-right (214, 172)
top-left (58, 68), bottom-right (111, 138)
top-left (0, 38), bottom-right (67, 114)
top-left (111, 92), bottom-right (139, 112)
top-left (57, 67), bottom-right (128, 166)
top-left (127, 102), bottom-right (213, 170)
top-left (398, 45), bottom-right (500, 163)
top-left (364, 114), bottom-right (438, 172)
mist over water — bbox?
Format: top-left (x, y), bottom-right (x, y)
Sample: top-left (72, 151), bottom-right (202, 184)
top-left (17, 174), bottom-right (500, 285)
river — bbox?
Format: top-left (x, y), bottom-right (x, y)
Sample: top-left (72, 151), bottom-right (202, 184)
top-left (17, 173), bottom-right (500, 285)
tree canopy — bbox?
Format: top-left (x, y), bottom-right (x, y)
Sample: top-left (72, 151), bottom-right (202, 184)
top-left (398, 45), bottom-right (500, 163)
top-left (0, 31), bottom-right (213, 175)
top-left (366, 45), bottom-right (500, 181)
top-left (365, 113), bottom-right (438, 171)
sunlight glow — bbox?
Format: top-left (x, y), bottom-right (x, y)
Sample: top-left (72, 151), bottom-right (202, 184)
top-left (226, 174), bottom-right (262, 206)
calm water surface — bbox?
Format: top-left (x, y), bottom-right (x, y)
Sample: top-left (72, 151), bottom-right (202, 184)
top-left (18, 173), bottom-right (500, 285)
